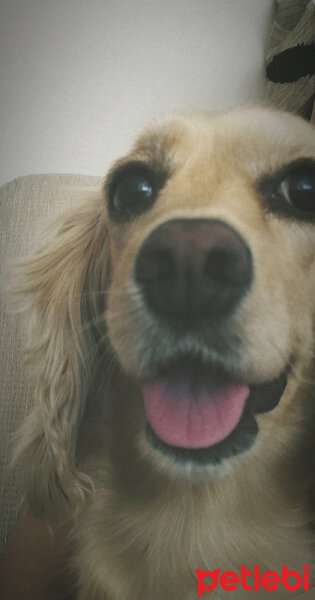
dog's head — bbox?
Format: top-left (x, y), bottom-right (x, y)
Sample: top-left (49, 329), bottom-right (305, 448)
top-left (14, 107), bottom-right (315, 521)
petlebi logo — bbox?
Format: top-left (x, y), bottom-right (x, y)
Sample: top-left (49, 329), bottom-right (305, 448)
top-left (196, 565), bottom-right (310, 595)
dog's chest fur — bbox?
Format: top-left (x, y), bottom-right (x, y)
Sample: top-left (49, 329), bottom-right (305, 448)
top-left (74, 445), bottom-right (315, 600)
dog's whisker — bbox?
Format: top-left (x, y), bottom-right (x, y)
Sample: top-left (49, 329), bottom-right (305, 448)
top-left (79, 311), bottom-right (107, 333)
top-left (265, 336), bottom-right (314, 386)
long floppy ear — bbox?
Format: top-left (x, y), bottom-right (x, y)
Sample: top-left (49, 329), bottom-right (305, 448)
top-left (12, 193), bottom-right (109, 524)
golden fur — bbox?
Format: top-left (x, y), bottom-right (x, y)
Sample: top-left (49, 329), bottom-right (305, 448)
top-left (13, 107), bottom-right (315, 599)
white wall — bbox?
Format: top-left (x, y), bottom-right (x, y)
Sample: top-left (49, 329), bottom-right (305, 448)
top-left (0, 0), bottom-right (274, 186)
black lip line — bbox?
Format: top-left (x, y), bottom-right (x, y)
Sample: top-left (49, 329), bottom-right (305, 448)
top-left (145, 368), bottom-right (289, 465)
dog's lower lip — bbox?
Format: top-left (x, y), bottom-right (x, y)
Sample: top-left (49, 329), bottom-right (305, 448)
top-left (143, 359), bottom-right (288, 463)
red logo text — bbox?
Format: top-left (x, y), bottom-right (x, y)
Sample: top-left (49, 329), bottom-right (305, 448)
top-left (196, 565), bottom-right (310, 595)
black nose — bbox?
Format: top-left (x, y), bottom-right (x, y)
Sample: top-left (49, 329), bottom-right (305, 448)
top-left (135, 218), bottom-right (252, 326)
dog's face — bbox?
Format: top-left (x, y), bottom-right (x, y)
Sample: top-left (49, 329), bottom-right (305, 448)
top-left (15, 107), bottom-right (315, 524)
top-left (103, 108), bottom-right (315, 473)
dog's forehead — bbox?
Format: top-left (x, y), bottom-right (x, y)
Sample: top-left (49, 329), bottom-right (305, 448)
top-left (131, 108), bottom-right (315, 177)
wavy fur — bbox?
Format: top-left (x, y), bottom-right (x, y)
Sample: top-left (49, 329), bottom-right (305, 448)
top-left (13, 196), bottom-right (108, 522)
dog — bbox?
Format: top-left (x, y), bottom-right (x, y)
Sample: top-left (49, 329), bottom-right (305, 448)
top-left (13, 106), bottom-right (315, 599)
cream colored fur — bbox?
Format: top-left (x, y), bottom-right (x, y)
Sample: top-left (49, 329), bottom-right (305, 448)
top-left (13, 107), bottom-right (315, 599)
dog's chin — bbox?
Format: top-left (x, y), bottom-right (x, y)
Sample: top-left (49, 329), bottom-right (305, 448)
top-left (141, 355), bottom-right (288, 468)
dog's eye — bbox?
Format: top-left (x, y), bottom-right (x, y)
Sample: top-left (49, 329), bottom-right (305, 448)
top-left (113, 173), bottom-right (153, 211)
top-left (108, 166), bottom-right (157, 220)
top-left (275, 171), bottom-right (315, 212)
top-left (262, 160), bottom-right (315, 220)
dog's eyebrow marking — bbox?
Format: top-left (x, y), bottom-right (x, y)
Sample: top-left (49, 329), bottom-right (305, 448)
top-left (136, 120), bottom-right (189, 169)
top-left (259, 157), bottom-right (315, 180)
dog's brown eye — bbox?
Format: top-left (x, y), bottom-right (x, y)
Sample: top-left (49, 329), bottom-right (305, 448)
top-left (261, 159), bottom-right (315, 221)
top-left (108, 165), bottom-right (157, 221)
top-left (275, 171), bottom-right (315, 212)
top-left (113, 173), bottom-right (153, 210)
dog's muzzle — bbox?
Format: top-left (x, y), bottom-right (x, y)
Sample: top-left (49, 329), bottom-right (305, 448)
top-left (133, 218), bottom-right (287, 464)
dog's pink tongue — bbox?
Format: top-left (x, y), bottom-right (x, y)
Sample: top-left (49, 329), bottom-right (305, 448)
top-left (143, 377), bottom-right (249, 448)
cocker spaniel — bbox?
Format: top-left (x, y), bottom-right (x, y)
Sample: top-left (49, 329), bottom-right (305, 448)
top-left (13, 107), bottom-right (315, 599)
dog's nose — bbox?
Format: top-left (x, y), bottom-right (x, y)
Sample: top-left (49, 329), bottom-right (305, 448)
top-left (135, 219), bottom-right (252, 325)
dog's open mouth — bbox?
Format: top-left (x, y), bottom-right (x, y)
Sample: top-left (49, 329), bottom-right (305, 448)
top-left (143, 356), bottom-right (288, 464)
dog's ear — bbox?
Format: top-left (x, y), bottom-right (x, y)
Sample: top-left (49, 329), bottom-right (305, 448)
top-left (12, 193), bottom-right (109, 524)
